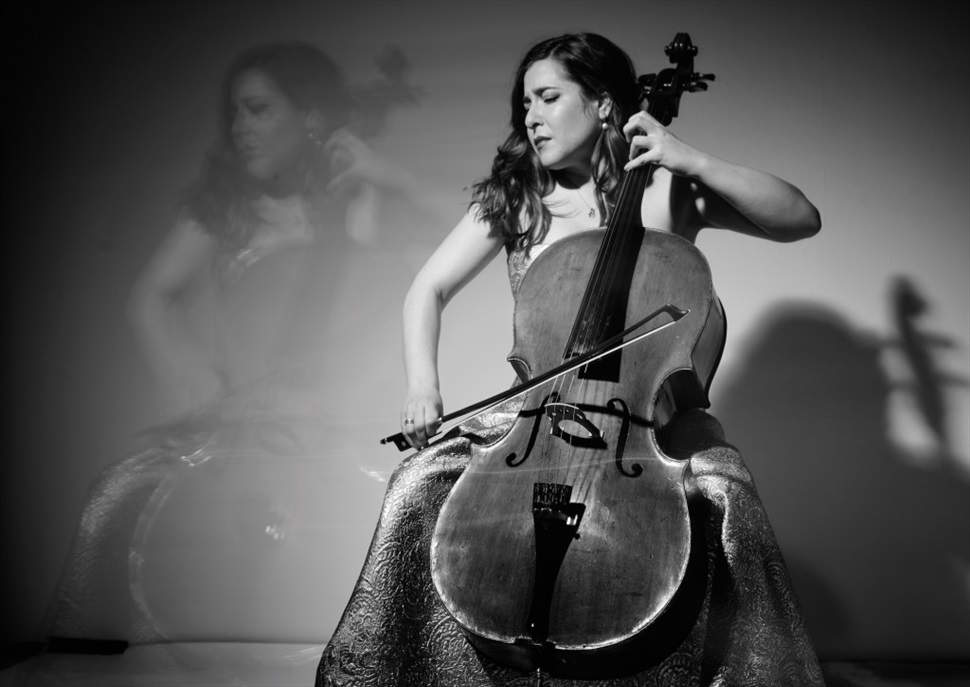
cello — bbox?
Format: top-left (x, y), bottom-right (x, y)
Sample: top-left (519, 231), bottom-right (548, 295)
top-left (389, 33), bottom-right (725, 679)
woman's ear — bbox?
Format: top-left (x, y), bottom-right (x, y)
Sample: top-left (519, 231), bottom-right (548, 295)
top-left (597, 96), bottom-right (613, 122)
top-left (305, 110), bottom-right (327, 137)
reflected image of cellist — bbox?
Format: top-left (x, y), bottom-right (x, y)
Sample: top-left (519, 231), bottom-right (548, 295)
top-left (38, 40), bottom-right (422, 652)
top-left (317, 32), bottom-right (824, 686)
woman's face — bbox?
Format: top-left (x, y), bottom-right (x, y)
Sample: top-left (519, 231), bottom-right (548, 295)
top-left (229, 69), bottom-right (309, 183)
top-left (522, 58), bottom-right (605, 179)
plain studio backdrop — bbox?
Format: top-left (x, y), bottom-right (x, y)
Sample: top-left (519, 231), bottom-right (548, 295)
top-left (2, 0), bottom-right (967, 663)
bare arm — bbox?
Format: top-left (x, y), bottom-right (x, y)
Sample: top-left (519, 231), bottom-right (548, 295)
top-left (127, 218), bottom-right (220, 416)
top-left (624, 111), bottom-right (821, 242)
top-left (400, 205), bottom-right (505, 448)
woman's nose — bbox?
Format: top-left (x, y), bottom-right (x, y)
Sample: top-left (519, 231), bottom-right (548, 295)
top-left (231, 111), bottom-right (249, 136)
top-left (524, 104), bottom-right (540, 129)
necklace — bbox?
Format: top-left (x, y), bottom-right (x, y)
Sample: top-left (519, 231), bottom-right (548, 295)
top-left (574, 188), bottom-right (597, 219)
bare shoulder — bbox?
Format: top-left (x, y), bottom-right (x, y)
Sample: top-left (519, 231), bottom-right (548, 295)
top-left (165, 213), bottom-right (219, 250)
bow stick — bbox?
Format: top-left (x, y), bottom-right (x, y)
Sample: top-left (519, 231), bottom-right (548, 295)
top-left (381, 304), bottom-right (688, 451)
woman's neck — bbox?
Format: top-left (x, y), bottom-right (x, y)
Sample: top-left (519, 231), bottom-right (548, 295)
top-left (243, 157), bottom-right (308, 199)
top-left (260, 173), bottom-right (303, 199)
top-left (553, 169), bottom-right (596, 193)
top-left (250, 191), bottom-right (306, 218)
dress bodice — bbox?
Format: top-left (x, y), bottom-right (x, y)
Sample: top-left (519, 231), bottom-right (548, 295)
top-left (506, 243), bottom-right (552, 295)
top-left (506, 226), bottom-right (671, 295)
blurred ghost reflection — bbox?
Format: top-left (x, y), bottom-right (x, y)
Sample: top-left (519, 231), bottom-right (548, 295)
top-left (39, 40), bottom-right (422, 649)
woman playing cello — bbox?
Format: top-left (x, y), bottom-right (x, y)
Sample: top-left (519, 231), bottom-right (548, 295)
top-left (318, 32), bottom-right (824, 687)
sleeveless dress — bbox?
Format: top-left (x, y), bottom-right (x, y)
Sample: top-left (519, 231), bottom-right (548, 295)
top-left (314, 243), bottom-right (825, 687)
top-left (37, 195), bottom-right (384, 652)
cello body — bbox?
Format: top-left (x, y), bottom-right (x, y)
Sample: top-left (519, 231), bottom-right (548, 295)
top-left (426, 32), bottom-right (724, 679)
top-left (430, 228), bottom-right (726, 677)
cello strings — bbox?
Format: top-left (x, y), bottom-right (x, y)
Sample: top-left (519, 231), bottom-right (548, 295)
top-left (556, 166), bottom-right (647, 489)
top-left (545, 132), bottom-right (656, 489)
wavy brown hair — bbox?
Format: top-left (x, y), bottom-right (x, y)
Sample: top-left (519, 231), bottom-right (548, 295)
top-left (471, 33), bottom-right (642, 249)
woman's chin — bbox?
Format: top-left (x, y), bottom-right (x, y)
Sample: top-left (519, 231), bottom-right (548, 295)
top-left (242, 161), bottom-right (276, 181)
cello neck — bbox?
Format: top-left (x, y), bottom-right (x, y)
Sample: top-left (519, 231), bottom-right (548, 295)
top-left (561, 32), bottom-right (714, 370)
top-left (561, 165), bottom-right (650, 372)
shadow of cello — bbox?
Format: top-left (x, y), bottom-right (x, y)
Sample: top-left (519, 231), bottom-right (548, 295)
top-left (712, 281), bottom-right (969, 660)
top-left (885, 275), bottom-right (969, 465)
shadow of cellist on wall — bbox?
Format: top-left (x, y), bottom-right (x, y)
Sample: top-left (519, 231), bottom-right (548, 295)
top-left (884, 275), bottom-right (969, 474)
top-left (713, 298), bottom-right (970, 662)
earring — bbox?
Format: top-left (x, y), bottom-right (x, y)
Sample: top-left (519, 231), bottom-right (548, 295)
top-left (601, 120), bottom-right (608, 130)
top-left (307, 130), bottom-right (324, 147)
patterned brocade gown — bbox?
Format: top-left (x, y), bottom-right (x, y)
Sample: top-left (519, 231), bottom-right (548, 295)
top-left (315, 243), bottom-right (825, 687)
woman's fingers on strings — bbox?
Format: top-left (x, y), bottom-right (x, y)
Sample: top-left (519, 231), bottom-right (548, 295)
top-left (623, 112), bottom-right (653, 140)
top-left (625, 135), bottom-right (656, 170)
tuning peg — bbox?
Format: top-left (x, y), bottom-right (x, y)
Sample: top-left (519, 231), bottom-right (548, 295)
top-left (686, 72), bottom-right (715, 92)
